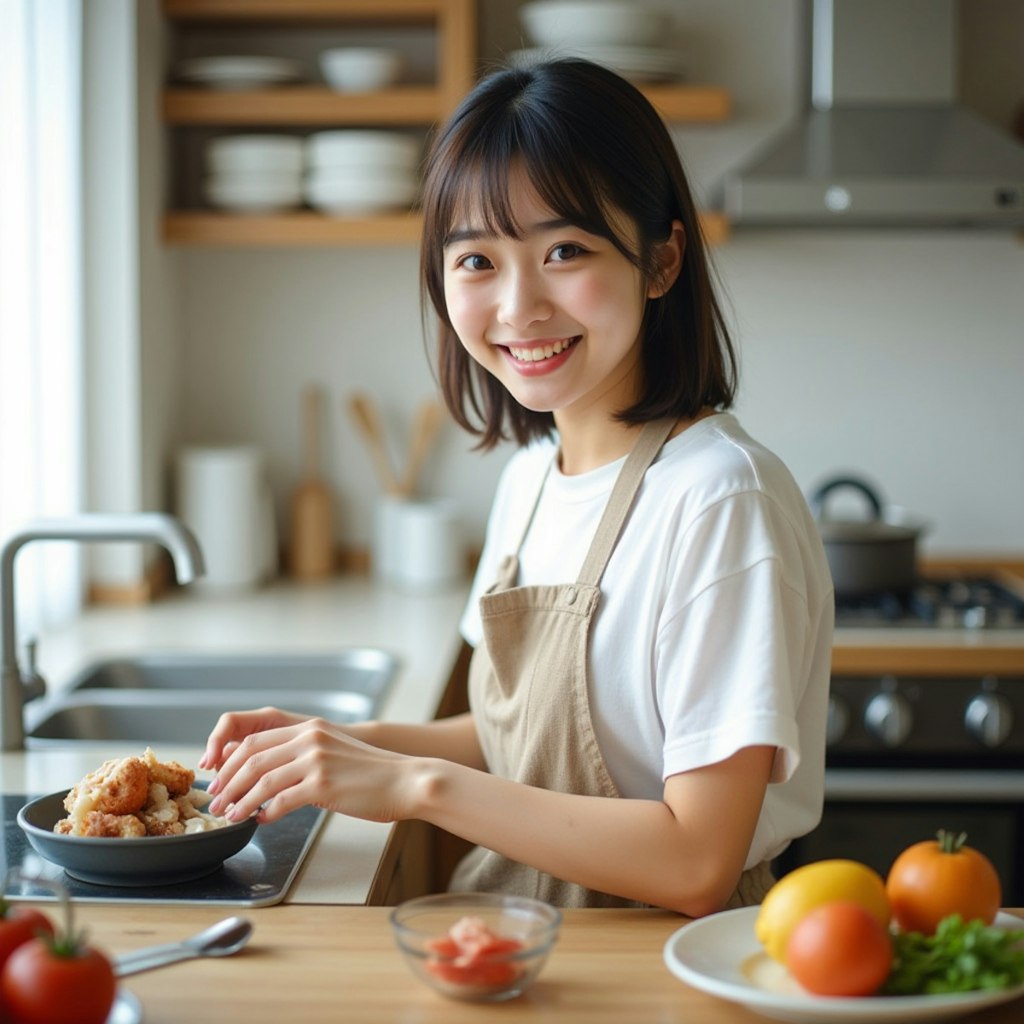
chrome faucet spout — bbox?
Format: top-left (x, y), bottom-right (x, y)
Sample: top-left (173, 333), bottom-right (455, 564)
top-left (0, 513), bottom-right (205, 750)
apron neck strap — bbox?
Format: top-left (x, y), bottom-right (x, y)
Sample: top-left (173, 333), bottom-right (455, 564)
top-left (576, 418), bottom-right (676, 588)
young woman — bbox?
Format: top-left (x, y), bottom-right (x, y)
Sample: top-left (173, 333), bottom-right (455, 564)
top-left (201, 58), bottom-right (834, 916)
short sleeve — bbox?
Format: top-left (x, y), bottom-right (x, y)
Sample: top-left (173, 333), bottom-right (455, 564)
top-left (656, 493), bottom-right (819, 784)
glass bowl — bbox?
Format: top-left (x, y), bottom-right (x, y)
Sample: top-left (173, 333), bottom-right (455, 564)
top-left (390, 892), bottom-right (562, 1002)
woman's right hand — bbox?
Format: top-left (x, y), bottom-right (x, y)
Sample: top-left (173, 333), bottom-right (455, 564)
top-left (198, 706), bottom-right (313, 772)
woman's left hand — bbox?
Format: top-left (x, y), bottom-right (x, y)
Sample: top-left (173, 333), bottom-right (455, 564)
top-left (205, 716), bottom-right (423, 825)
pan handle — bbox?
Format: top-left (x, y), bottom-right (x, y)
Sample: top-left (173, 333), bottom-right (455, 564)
top-left (809, 476), bottom-right (884, 522)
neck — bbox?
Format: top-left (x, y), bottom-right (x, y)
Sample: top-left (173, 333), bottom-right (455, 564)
top-left (555, 408), bottom-right (717, 476)
top-left (554, 415), bottom-right (643, 476)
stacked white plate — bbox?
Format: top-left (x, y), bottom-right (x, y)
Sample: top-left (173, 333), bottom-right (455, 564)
top-left (204, 135), bottom-right (304, 213)
top-left (175, 55), bottom-right (302, 91)
top-left (304, 131), bottom-right (421, 215)
top-left (516, 1), bottom-right (684, 83)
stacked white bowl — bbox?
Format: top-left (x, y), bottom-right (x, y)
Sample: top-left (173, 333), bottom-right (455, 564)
top-left (516, 0), bottom-right (681, 83)
top-left (319, 47), bottom-right (404, 92)
top-left (204, 134), bottom-right (304, 213)
top-left (304, 130), bottom-right (421, 215)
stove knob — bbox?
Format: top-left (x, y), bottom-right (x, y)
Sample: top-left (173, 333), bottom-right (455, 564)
top-left (864, 691), bottom-right (913, 747)
top-left (826, 694), bottom-right (849, 745)
top-left (965, 692), bottom-right (1013, 748)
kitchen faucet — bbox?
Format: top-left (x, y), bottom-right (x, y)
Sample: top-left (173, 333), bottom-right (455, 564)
top-left (0, 513), bottom-right (205, 751)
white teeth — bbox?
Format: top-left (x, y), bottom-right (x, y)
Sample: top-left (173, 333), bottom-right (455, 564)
top-left (509, 338), bottom-right (575, 362)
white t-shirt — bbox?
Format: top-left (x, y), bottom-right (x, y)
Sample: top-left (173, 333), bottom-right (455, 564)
top-left (460, 413), bottom-right (835, 868)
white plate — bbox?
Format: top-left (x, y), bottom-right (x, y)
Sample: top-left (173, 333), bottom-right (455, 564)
top-left (175, 56), bottom-right (302, 90)
top-left (110, 989), bottom-right (142, 1024)
top-left (663, 906), bottom-right (1024, 1024)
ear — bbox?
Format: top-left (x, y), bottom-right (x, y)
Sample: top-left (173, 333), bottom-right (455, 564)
top-left (647, 219), bottom-right (686, 299)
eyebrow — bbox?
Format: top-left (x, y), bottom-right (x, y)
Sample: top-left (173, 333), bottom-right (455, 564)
top-left (444, 217), bottom-right (574, 246)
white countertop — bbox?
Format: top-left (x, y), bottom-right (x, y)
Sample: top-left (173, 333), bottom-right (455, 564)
top-left (1, 575), bottom-right (470, 905)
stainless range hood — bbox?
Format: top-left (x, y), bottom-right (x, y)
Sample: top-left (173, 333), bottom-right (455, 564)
top-left (722, 0), bottom-right (1024, 227)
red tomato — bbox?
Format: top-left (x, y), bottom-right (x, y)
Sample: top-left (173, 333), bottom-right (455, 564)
top-left (785, 901), bottom-right (893, 997)
top-left (886, 830), bottom-right (1002, 935)
top-left (0, 906), bottom-right (54, 973)
top-left (1, 938), bottom-right (116, 1024)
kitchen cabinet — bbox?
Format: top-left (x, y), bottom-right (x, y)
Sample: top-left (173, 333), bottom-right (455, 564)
top-left (160, 0), bottom-right (731, 246)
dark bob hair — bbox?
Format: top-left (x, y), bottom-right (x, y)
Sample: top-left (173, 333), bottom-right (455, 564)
top-left (419, 58), bottom-right (737, 450)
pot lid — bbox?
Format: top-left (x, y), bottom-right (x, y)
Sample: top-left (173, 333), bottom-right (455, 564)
top-left (809, 475), bottom-right (926, 543)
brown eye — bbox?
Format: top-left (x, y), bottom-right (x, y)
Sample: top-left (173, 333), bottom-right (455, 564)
top-left (457, 254), bottom-right (493, 271)
top-left (549, 243), bottom-right (584, 262)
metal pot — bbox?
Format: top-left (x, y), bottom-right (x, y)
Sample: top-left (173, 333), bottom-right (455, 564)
top-left (809, 476), bottom-right (927, 597)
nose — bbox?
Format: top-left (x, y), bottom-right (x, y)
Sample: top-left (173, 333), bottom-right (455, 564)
top-left (496, 266), bottom-right (552, 330)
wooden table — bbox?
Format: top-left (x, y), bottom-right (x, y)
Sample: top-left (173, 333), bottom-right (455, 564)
top-left (74, 905), bottom-right (1024, 1023)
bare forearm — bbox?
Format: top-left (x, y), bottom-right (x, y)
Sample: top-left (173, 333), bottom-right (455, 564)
top-left (409, 759), bottom-right (748, 916)
top-left (347, 713), bottom-right (487, 770)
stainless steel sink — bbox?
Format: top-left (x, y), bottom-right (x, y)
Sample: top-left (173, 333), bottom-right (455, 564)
top-left (25, 649), bottom-right (399, 744)
top-left (62, 650), bottom-right (397, 694)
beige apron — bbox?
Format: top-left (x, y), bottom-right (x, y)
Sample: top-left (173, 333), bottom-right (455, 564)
top-left (449, 418), bottom-right (775, 909)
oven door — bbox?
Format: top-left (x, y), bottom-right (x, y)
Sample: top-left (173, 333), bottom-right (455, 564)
top-left (775, 769), bottom-right (1024, 904)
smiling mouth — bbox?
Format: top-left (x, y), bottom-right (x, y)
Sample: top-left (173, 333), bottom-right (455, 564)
top-left (505, 337), bottom-right (580, 363)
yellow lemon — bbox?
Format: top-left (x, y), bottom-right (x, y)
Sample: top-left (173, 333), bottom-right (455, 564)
top-left (755, 859), bottom-right (890, 962)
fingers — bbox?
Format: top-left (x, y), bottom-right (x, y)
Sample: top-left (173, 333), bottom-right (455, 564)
top-left (206, 723), bottom-right (296, 809)
top-left (207, 717), bottom-right (336, 816)
top-left (220, 755), bottom-right (308, 825)
top-left (199, 707), bottom-right (302, 772)
top-left (205, 717), bottom-right (407, 827)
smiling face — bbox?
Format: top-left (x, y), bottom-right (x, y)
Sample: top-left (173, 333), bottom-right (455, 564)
top-left (442, 169), bottom-right (653, 431)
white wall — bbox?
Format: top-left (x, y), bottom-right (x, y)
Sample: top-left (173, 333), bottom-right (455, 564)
top-left (83, 0), bottom-right (144, 584)
top-left (143, 0), bottom-right (1024, 566)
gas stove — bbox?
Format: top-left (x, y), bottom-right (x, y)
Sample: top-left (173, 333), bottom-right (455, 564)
top-left (786, 570), bottom-right (1024, 902)
top-left (834, 575), bottom-right (1024, 630)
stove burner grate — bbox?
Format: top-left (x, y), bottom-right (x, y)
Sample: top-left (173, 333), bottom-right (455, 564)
top-left (835, 576), bottom-right (1024, 629)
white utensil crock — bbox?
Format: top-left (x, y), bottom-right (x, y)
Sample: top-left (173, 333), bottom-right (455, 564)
top-left (373, 497), bottom-right (462, 592)
top-left (176, 445), bottom-right (277, 592)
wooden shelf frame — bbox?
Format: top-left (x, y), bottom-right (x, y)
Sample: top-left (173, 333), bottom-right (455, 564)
top-left (164, 83), bottom-right (731, 128)
top-left (163, 210), bottom-right (424, 246)
top-left (163, 0), bottom-right (476, 112)
top-left (164, 86), bottom-right (446, 126)
top-left (645, 85), bottom-right (730, 123)
top-left (161, 0), bottom-right (732, 245)
top-left (163, 209), bottom-right (730, 247)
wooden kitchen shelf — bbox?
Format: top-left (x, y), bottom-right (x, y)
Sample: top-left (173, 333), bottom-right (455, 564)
top-left (163, 209), bottom-right (730, 247)
top-left (163, 0), bottom-right (475, 112)
top-left (163, 83), bottom-right (731, 128)
top-left (645, 85), bottom-right (731, 123)
top-left (164, 86), bottom-right (447, 126)
top-left (163, 210), bottom-right (424, 246)
top-left (161, 0), bottom-right (733, 246)
top-left (164, 0), bottom-right (456, 20)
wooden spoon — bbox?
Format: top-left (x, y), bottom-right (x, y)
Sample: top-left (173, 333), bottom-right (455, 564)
top-left (347, 392), bottom-right (400, 496)
top-left (400, 400), bottom-right (444, 498)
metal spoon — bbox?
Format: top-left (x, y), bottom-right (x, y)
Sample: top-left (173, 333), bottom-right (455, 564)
top-left (113, 916), bottom-right (254, 978)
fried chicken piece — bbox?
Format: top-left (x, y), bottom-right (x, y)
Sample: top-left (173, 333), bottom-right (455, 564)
top-left (143, 746), bottom-right (194, 797)
top-left (76, 811), bottom-right (147, 838)
top-left (62, 756), bottom-right (149, 817)
top-left (55, 749), bottom-right (221, 838)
